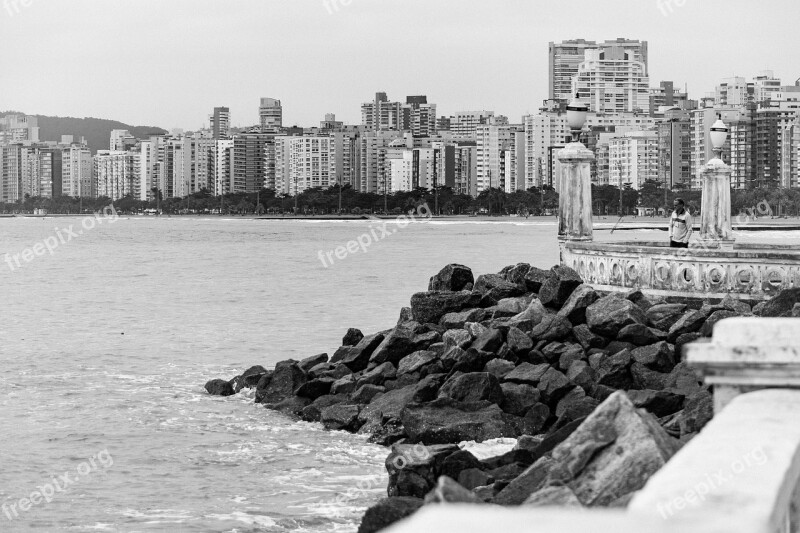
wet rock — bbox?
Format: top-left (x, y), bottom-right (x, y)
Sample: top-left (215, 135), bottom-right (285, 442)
top-left (586, 296), bottom-right (648, 337)
top-left (357, 497), bottom-right (423, 533)
top-left (333, 332), bottom-right (386, 372)
top-left (424, 476), bottom-right (485, 504)
top-left (321, 404), bottom-right (361, 431)
top-left (264, 396), bottom-right (311, 417)
top-left (358, 385), bottom-right (419, 429)
top-left (699, 310), bottom-right (739, 337)
top-left (342, 328), bottom-right (364, 347)
top-left (401, 398), bottom-right (517, 445)
top-left (557, 284), bottom-right (599, 324)
top-left (666, 311), bottom-right (705, 343)
top-left (386, 443), bottom-right (459, 498)
top-left (205, 379), bottom-right (234, 396)
top-left (229, 365), bottom-right (269, 393)
top-left (646, 303), bottom-right (688, 331)
top-left (300, 394), bottom-right (348, 422)
top-left (474, 273), bottom-right (525, 300)
top-left (410, 291), bottom-right (483, 325)
top-left (411, 374), bottom-right (447, 403)
top-left (429, 264), bottom-right (475, 292)
top-left (438, 372), bottom-right (504, 405)
top-left (631, 341), bottom-right (675, 372)
top-left (502, 362), bottom-right (551, 386)
top-left (298, 353), bottom-right (329, 374)
top-left (545, 391), bottom-right (680, 506)
top-left (500, 383), bottom-right (541, 416)
top-left (538, 266), bottom-right (583, 309)
top-left (618, 324), bottom-right (665, 346)
top-left (368, 418), bottom-right (407, 446)
top-left (627, 389), bottom-right (685, 418)
top-left (439, 450), bottom-right (483, 482)
top-left (530, 315), bottom-right (573, 342)
top-left (295, 377), bottom-right (335, 400)
top-left (256, 360), bottom-right (306, 404)
top-left (351, 384), bottom-right (385, 404)
top-left (442, 329), bottom-right (473, 350)
top-left (330, 374), bottom-right (357, 395)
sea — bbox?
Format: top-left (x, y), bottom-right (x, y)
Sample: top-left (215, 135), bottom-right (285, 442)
top-left (1, 214), bottom-right (797, 532)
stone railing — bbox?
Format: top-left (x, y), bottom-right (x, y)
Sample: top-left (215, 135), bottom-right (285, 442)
top-left (385, 318), bottom-right (800, 533)
top-left (561, 240), bottom-right (800, 302)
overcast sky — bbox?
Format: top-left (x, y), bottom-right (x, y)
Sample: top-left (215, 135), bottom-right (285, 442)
top-left (2, 0), bottom-right (798, 130)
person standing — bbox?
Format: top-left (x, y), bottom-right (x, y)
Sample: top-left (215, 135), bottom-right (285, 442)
top-left (669, 198), bottom-right (692, 248)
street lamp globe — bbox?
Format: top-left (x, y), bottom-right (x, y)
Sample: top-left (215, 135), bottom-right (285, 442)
top-left (710, 116), bottom-right (729, 161)
top-left (566, 94), bottom-right (589, 143)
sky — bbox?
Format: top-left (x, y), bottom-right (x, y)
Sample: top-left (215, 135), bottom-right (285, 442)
top-left (1, 0), bottom-right (798, 130)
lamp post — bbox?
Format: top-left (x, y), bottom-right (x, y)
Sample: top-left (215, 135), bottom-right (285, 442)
top-left (699, 115), bottom-right (734, 246)
top-left (557, 95), bottom-right (594, 242)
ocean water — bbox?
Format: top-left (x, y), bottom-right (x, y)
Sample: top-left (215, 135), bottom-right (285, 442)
top-left (2, 215), bottom-right (797, 532)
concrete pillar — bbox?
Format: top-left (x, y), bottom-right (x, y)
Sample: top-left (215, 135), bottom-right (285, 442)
top-left (686, 317), bottom-right (800, 413)
top-left (699, 159), bottom-right (734, 245)
top-left (557, 143), bottom-right (594, 242)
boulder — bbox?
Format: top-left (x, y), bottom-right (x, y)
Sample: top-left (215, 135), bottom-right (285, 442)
top-left (530, 315), bottom-right (573, 342)
top-left (524, 485), bottom-right (583, 507)
top-left (495, 295), bottom-right (536, 316)
top-left (321, 404), bottom-right (361, 431)
top-left (506, 327), bottom-right (534, 354)
top-left (300, 394), bottom-right (348, 422)
top-left (505, 262), bottom-right (532, 287)
top-left (631, 341), bottom-right (675, 372)
top-left (298, 353), bottom-right (329, 374)
top-left (794, 303), bottom-right (800, 317)
top-left (401, 398), bottom-right (517, 444)
top-left (351, 384), bottom-right (385, 404)
top-left (630, 362), bottom-right (670, 391)
top-left (626, 389), bottom-right (685, 418)
top-left (493, 456), bottom-right (556, 505)
top-left (229, 365), bottom-right (269, 393)
top-left (410, 291), bottom-right (483, 325)
top-left (438, 372), bottom-right (504, 405)
top-left (205, 378), bottom-right (234, 396)
top-left (330, 374), bottom-right (357, 395)
top-left (545, 391), bottom-right (680, 506)
top-left (596, 349), bottom-right (633, 390)
top-left (524, 267), bottom-right (551, 293)
top-left (474, 273), bottom-right (525, 300)
top-left (370, 324), bottom-right (436, 367)
top-left (566, 360), bottom-right (597, 394)
top-left (500, 382), bottom-right (541, 416)
top-left (470, 328), bottom-right (505, 353)
top-left (334, 332), bottom-right (386, 372)
top-left (557, 284), bottom-right (599, 324)
top-left (699, 310), bottom-right (739, 337)
top-left (459, 469), bottom-right (496, 491)
top-left (537, 367), bottom-right (575, 405)
top-left (429, 264), bottom-right (475, 292)
top-left (263, 396), bottom-right (311, 417)
top-left (618, 324), bottom-right (665, 346)
top-left (666, 311), bottom-right (705, 343)
top-left (294, 377), bottom-right (335, 400)
top-left (572, 323), bottom-right (608, 350)
top-left (556, 344), bottom-right (585, 372)
top-left (357, 497), bottom-right (423, 533)
top-left (484, 358), bottom-right (516, 379)
top-left (358, 361), bottom-right (397, 387)
top-left (255, 360), bottom-right (306, 404)
top-left (538, 266), bottom-right (583, 309)
top-left (412, 373), bottom-right (447, 403)
top-left (503, 362), bottom-right (551, 386)
top-left (678, 390), bottom-right (714, 435)
top-left (386, 443), bottom-right (459, 498)
top-left (439, 449), bottom-right (484, 481)
top-left (440, 308), bottom-right (488, 329)
top-left (674, 332), bottom-right (702, 360)
top-left (358, 385), bottom-right (419, 429)
top-left (397, 350), bottom-right (437, 376)
top-left (646, 303), bottom-right (688, 331)
top-left (442, 329), bottom-right (474, 349)
top-left (445, 347), bottom-right (495, 375)
top-left (506, 299), bottom-right (550, 333)
top-left (424, 476), bottom-right (485, 504)
top-left (342, 328), bottom-right (364, 347)
top-left (586, 296), bottom-right (648, 337)
top-left (759, 288), bottom-right (800, 317)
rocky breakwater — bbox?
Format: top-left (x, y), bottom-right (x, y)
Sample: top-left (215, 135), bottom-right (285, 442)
top-left (205, 263), bottom-right (800, 533)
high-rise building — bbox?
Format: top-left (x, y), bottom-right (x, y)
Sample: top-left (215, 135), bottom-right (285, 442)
top-left (110, 129), bottom-right (136, 151)
top-left (549, 38), bottom-right (648, 104)
top-left (476, 123), bottom-right (523, 192)
top-left (572, 45), bottom-right (650, 114)
top-left (657, 108), bottom-right (692, 189)
top-left (608, 131), bottom-right (659, 190)
top-left (94, 150), bottom-right (139, 200)
top-left (259, 98), bottom-right (282, 129)
top-left (274, 134), bottom-right (354, 195)
top-left (361, 92), bottom-right (403, 131)
top-left (0, 114), bottom-right (39, 143)
top-left (354, 130), bottom-right (404, 193)
top-left (450, 111), bottom-right (495, 139)
top-left (210, 107), bottom-right (230, 139)
top-left (404, 96), bottom-right (437, 138)
top-left (63, 144), bottom-right (92, 198)
top-left (211, 139), bottom-right (234, 196)
top-left (233, 130), bottom-right (277, 192)
top-left (649, 81), bottom-right (693, 117)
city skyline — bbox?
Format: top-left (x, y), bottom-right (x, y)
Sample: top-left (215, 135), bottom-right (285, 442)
top-left (2, 0), bottom-right (799, 130)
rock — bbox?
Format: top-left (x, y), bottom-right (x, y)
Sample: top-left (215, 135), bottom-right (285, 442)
top-left (411, 373), bottom-right (447, 403)
top-left (445, 347), bottom-right (495, 375)
top-left (537, 367), bottom-right (575, 405)
top-left (440, 308), bottom-right (488, 329)
top-left (503, 362), bottom-right (551, 386)
top-left (630, 362), bottom-right (670, 391)
top-left (425, 476), bottom-right (485, 504)
top-left (351, 384), bottom-right (385, 404)
top-left (678, 390), bottom-right (714, 435)
top-left (530, 315), bottom-right (573, 342)
top-left (505, 262), bottom-right (532, 287)
top-left (474, 273), bottom-right (525, 300)
top-left (566, 360), bottom-right (597, 394)
top-left (674, 332), bottom-right (702, 360)
top-left (465, 322), bottom-right (489, 339)
top-left (459, 469), bottom-right (495, 491)
top-left (521, 403), bottom-right (551, 434)
top-left (493, 456), bottom-right (556, 505)
top-left (331, 374), bottom-right (357, 395)
top-left (524, 485), bottom-right (583, 507)
top-left (442, 329), bottom-right (473, 349)
top-left (793, 303), bottom-right (800, 317)
top-left (646, 303), bottom-right (688, 331)
top-left (334, 332), bottom-right (386, 372)
top-left (298, 353), bottom-right (329, 374)
top-left (470, 328), bottom-right (505, 353)
top-left (229, 365), bottom-right (269, 393)
top-left (397, 351), bottom-right (437, 376)
top-left (506, 327), bottom-right (534, 354)
top-left (667, 311), bottom-right (706, 343)
top-left (386, 443), bottom-right (459, 498)
top-left (752, 301), bottom-right (767, 316)
top-left (357, 497), bottom-right (423, 533)
top-left (410, 291), bottom-right (483, 325)
top-left (572, 324), bottom-right (608, 350)
top-left (759, 288), bottom-right (800, 317)
top-left (557, 284), bottom-right (599, 324)
top-left (370, 324), bottom-right (430, 367)
top-left (342, 328), bottom-right (364, 347)
top-left (631, 341), bottom-right (675, 372)
top-left (500, 382), bottom-right (541, 416)
top-left (368, 418), bottom-right (407, 446)
top-left (263, 396), bottom-right (311, 417)
top-left (294, 377), bottom-right (335, 400)
top-left (720, 294), bottom-right (751, 315)
top-left (321, 404), bottom-right (361, 431)
top-left (314, 363), bottom-right (352, 380)
top-left (538, 266), bottom-right (583, 309)
top-left (586, 295), bottom-right (648, 337)
top-left (255, 360), bottom-right (306, 404)
top-left (524, 267), bottom-right (550, 293)
top-left (484, 358), bottom-right (516, 379)
top-left (357, 385), bottom-right (418, 429)
top-left (591, 384), bottom-right (617, 402)
top-left (556, 344), bottom-right (585, 372)
top-left (626, 289), bottom-right (654, 312)
top-left (205, 379), bottom-right (234, 396)
top-left (627, 389), bottom-right (685, 417)
top-left (495, 295), bottom-right (536, 315)
top-left (401, 398), bottom-right (517, 445)
top-left (439, 372), bottom-right (504, 405)
top-left (555, 387), bottom-right (587, 418)
top-left (300, 394), bottom-right (348, 422)
top-left (429, 264), bottom-right (474, 292)
top-left (618, 324), bottom-right (665, 346)
top-left (699, 310), bottom-right (739, 337)
top-left (359, 362), bottom-right (397, 387)
top-left (545, 391), bottom-right (680, 506)
top-left (597, 349), bottom-right (633, 389)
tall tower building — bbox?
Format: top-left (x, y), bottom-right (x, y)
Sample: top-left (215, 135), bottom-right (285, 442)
top-left (210, 107), bottom-right (230, 139)
top-left (259, 98), bottom-right (282, 129)
top-left (572, 44), bottom-right (650, 114)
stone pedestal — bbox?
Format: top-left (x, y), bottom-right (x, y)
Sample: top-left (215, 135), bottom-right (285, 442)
top-left (699, 158), bottom-right (734, 246)
top-left (557, 142), bottom-right (594, 242)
